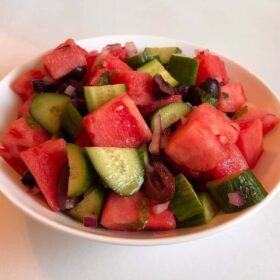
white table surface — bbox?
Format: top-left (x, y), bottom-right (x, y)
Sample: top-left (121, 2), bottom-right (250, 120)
top-left (1, 0), bottom-right (280, 279)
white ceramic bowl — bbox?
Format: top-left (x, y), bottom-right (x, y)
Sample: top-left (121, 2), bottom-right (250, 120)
top-left (0, 35), bottom-right (280, 246)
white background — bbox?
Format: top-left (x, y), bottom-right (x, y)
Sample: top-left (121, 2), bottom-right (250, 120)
top-left (0, 0), bottom-right (280, 279)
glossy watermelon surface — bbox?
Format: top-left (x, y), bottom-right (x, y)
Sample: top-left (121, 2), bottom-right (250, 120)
top-left (20, 139), bottom-right (67, 211)
top-left (83, 93), bottom-right (152, 148)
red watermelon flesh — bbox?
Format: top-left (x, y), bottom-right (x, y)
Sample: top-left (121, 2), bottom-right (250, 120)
top-left (11, 69), bottom-right (44, 101)
top-left (101, 191), bottom-right (148, 231)
top-left (218, 82), bottom-right (246, 113)
top-left (0, 146), bottom-right (27, 175)
top-left (2, 117), bottom-right (51, 159)
top-left (110, 70), bottom-right (154, 106)
top-left (262, 113), bottom-right (280, 135)
top-left (83, 93), bottom-right (152, 148)
top-left (187, 103), bottom-right (240, 144)
top-left (195, 50), bottom-right (229, 86)
top-left (18, 96), bottom-right (33, 117)
top-left (236, 119), bottom-right (263, 168)
top-left (74, 129), bottom-right (92, 147)
top-left (44, 39), bottom-right (87, 80)
top-left (210, 143), bottom-right (248, 179)
top-left (20, 139), bottom-right (67, 211)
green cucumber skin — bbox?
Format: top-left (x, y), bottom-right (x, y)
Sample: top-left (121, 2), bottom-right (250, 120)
top-left (68, 187), bottom-right (105, 222)
top-left (125, 52), bottom-right (156, 69)
top-left (84, 84), bottom-right (126, 112)
top-left (67, 144), bottom-right (93, 197)
top-left (86, 147), bottom-right (144, 196)
top-left (170, 174), bottom-right (203, 222)
top-left (137, 144), bottom-right (149, 168)
top-left (143, 47), bottom-right (182, 64)
top-left (178, 192), bottom-right (219, 227)
top-left (151, 102), bottom-right (192, 132)
top-left (61, 102), bottom-right (83, 140)
top-left (30, 93), bottom-right (70, 134)
top-left (168, 54), bottom-right (199, 85)
top-left (137, 59), bottom-right (178, 87)
top-left (207, 169), bottom-right (268, 213)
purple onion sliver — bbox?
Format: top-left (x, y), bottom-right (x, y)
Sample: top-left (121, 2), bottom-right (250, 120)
top-left (124, 42), bottom-right (137, 57)
top-left (28, 186), bottom-right (41, 195)
top-left (228, 191), bottom-right (244, 207)
top-left (83, 214), bottom-right (98, 228)
top-left (64, 85), bottom-right (76, 97)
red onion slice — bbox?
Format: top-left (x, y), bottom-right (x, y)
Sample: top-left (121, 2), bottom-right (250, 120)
top-left (228, 191), bottom-right (244, 207)
top-left (124, 42), bottom-right (137, 57)
top-left (64, 85), bottom-right (76, 97)
top-left (152, 201), bottom-right (170, 215)
top-left (149, 115), bottom-right (161, 155)
top-left (83, 214), bottom-right (98, 228)
top-left (27, 186), bottom-right (41, 195)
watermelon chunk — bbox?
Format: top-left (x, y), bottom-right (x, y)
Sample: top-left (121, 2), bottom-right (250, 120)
top-left (218, 82), bottom-right (246, 113)
top-left (18, 96), bottom-right (33, 117)
top-left (110, 70), bottom-right (154, 106)
top-left (11, 70), bottom-right (44, 101)
top-left (146, 207), bottom-right (176, 230)
top-left (187, 103), bottom-right (240, 144)
top-left (44, 39), bottom-right (87, 80)
top-left (236, 119), bottom-right (263, 168)
top-left (262, 113), bottom-right (280, 135)
top-left (210, 144), bottom-right (248, 179)
top-left (195, 50), bottom-right (229, 86)
top-left (83, 94), bottom-right (152, 148)
top-left (101, 191), bottom-right (149, 231)
top-left (20, 139), bottom-right (67, 211)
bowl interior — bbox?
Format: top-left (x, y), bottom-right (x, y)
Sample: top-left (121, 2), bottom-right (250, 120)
top-left (0, 35), bottom-right (280, 245)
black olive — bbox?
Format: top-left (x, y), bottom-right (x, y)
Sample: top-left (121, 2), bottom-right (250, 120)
top-left (60, 66), bottom-right (87, 82)
top-left (21, 170), bottom-right (36, 187)
top-left (152, 74), bottom-right (176, 98)
top-left (199, 78), bottom-right (220, 98)
top-left (31, 79), bottom-right (59, 93)
top-left (184, 86), bottom-right (203, 105)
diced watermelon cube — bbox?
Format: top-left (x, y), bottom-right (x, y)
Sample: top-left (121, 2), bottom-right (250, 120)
top-left (233, 102), bottom-right (267, 125)
top-left (110, 70), bottom-right (154, 107)
top-left (44, 39), bottom-right (87, 80)
top-left (88, 54), bottom-right (132, 85)
top-left (20, 139), bottom-right (67, 211)
top-left (101, 191), bottom-right (148, 231)
top-left (187, 103), bottom-right (240, 144)
top-left (101, 43), bottom-right (127, 61)
top-left (18, 96), bottom-right (33, 117)
top-left (218, 82), bottom-right (247, 113)
top-left (11, 70), bottom-right (44, 101)
top-left (74, 129), bottom-right (92, 147)
top-left (236, 119), bottom-right (263, 168)
top-left (2, 117), bottom-right (51, 160)
top-left (210, 143), bottom-right (248, 179)
top-left (195, 50), bottom-right (229, 86)
top-left (262, 113), bottom-right (280, 135)
top-left (83, 94), bottom-right (152, 148)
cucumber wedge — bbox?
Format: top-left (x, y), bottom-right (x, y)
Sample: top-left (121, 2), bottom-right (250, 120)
top-left (137, 144), bottom-right (149, 168)
top-left (86, 147), bottom-right (144, 196)
top-left (138, 59), bottom-right (178, 86)
top-left (170, 174), bottom-right (203, 222)
top-left (151, 102), bottom-right (192, 132)
top-left (68, 187), bottom-right (105, 222)
top-left (207, 169), bottom-right (267, 213)
top-left (61, 102), bottom-right (83, 140)
top-left (67, 144), bottom-right (94, 197)
top-left (30, 93), bottom-right (70, 134)
top-left (143, 47), bottom-right (182, 64)
top-left (168, 54), bottom-right (199, 85)
top-left (84, 84), bottom-right (126, 112)
top-left (178, 192), bottom-right (219, 227)
top-left (126, 52), bottom-right (157, 69)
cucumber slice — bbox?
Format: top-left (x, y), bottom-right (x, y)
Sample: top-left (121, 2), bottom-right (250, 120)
top-left (207, 169), bottom-right (268, 213)
top-left (168, 54), bottom-right (199, 85)
top-left (61, 102), bottom-right (83, 140)
top-left (68, 187), bottom-right (105, 222)
top-left (67, 144), bottom-right (93, 197)
top-left (86, 147), bottom-right (144, 196)
top-left (138, 59), bottom-right (178, 87)
top-left (137, 144), bottom-right (149, 168)
top-left (84, 84), bottom-right (126, 112)
top-left (150, 102), bottom-right (192, 132)
top-left (30, 93), bottom-right (70, 134)
top-left (170, 174), bottom-right (203, 222)
top-left (126, 52), bottom-right (157, 69)
top-left (143, 47), bottom-right (182, 64)
top-left (178, 192), bottom-right (219, 227)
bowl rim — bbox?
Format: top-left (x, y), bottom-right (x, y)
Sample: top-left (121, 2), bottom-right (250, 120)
top-left (1, 34), bottom-right (280, 246)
